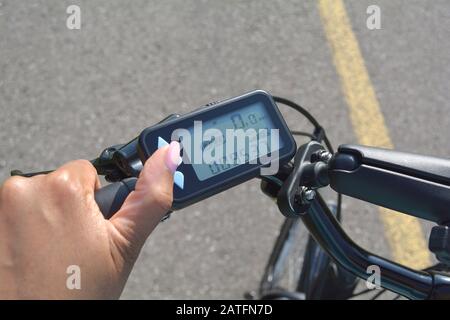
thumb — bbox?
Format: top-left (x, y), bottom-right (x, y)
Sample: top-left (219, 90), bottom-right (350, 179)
top-left (110, 141), bottom-right (181, 250)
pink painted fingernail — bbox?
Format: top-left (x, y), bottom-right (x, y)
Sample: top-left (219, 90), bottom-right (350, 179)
top-left (164, 141), bottom-right (181, 173)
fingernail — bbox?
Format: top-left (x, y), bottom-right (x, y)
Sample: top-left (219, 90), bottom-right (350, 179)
top-left (164, 141), bottom-right (181, 173)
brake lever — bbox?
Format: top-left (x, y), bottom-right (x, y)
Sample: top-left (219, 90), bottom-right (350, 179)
top-left (10, 113), bottom-right (181, 181)
top-left (10, 144), bottom-right (128, 181)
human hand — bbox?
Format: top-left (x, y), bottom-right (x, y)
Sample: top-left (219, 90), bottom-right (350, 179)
top-left (0, 141), bottom-right (181, 299)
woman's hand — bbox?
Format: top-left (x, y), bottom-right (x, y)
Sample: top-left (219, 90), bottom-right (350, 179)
top-left (0, 141), bottom-right (180, 299)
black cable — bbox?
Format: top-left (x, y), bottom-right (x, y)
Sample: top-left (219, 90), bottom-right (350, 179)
top-left (10, 169), bottom-right (54, 177)
top-left (290, 130), bottom-right (317, 140)
top-left (273, 96), bottom-right (334, 154)
top-left (336, 193), bottom-right (342, 221)
top-left (273, 95), bottom-right (342, 221)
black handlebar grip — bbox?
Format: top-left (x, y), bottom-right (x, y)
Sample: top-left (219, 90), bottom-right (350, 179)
top-left (94, 177), bottom-right (138, 219)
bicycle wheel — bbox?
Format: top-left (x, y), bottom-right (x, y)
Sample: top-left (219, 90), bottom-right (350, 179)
top-left (258, 217), bottom-right (310, 298)
top-left (257, 195), bottom-right (357, 300)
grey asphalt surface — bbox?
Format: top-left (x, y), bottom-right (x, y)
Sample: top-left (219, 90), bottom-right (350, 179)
top-left (0, 0), bottom-right (449, 299)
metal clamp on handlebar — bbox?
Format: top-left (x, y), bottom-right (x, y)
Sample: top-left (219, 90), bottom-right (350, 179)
top-left (277, 141), bottom-right (331, 218)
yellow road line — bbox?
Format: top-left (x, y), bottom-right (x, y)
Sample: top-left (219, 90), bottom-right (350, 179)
top-left (317, 0), bottom-right (431, 268)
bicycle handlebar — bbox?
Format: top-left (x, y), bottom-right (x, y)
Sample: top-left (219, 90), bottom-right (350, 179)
top-left (11, 96), bottom-right (450, 299)
top-left (94, 178), bottom-right (137, 219)
top-left (303, 194), bottom-right (433, 299)
top-left (329, 144), bottom-right (450, 224)
top-left (274, 139), bottom-right (450, 299)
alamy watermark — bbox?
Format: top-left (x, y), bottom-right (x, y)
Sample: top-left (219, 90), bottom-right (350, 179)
top-left (366, 264), bottom-right (381, 290)
top-left (66, 5), bottom-right (81, 30)
top-left (66, 265), bottom-right (81, 290)
top-left (170, 121), bottom-right (281, 176)
top-left (366, 5), bottom-right (381, 30)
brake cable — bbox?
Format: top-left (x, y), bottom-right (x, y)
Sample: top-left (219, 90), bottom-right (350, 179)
top-left (272, 96), bottom-right (342, 221)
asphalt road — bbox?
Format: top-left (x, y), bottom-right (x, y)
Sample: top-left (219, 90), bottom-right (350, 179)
top-left (1, 0), bottom-right (449, 299)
